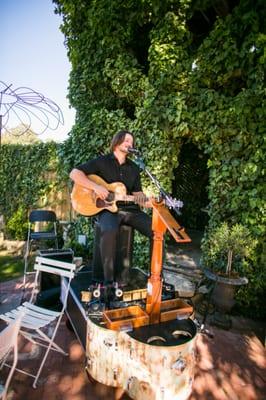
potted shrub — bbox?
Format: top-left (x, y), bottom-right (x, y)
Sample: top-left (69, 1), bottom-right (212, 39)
top-left (201, 222), bottom-right (257, 326)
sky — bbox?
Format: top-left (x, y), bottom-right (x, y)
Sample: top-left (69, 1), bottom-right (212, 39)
top-left (0, 0), bottom-right (75, 142)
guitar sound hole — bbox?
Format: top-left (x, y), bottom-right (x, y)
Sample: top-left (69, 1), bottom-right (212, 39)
top-left (106, 192), bottom-right (115, 201)
top-left (96, 199), bottom-right (107, 208)
top-left (96, 192), bottom-right (114, 209)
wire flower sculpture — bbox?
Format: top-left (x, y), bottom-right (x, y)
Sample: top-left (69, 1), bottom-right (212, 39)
top-left (0, 80), bottom-right (64, 145)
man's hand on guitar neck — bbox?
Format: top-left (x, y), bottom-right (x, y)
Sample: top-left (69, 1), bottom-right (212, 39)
top-left (133, 192), bottom-right (152, 208)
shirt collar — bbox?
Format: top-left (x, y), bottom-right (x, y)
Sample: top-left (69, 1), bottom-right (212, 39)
top-left (110, 152), bottom-right (128, 166)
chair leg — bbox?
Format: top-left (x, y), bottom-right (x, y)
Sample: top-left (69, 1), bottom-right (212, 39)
top-left (23, 242), bottom-right (30, 282)
top-left (37, 329), bottom-right (67, 355)
top-left (21, 242), bottom-right (32, 304)
top-left (1, 343), bottom-right (18, 400)
top-left (32, 321), bottom-right (67, 389)
top-left (19, 328), bottom-right (67, 356)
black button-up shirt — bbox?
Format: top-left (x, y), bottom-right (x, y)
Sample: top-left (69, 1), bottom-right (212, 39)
top-left (76, 153), bottom-right (142, 211)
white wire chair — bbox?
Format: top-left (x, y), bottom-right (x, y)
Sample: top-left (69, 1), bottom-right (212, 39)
top-left (0, 312), bottom-right (24, 400)
top-left (0, 256), bottom-right (76, 389)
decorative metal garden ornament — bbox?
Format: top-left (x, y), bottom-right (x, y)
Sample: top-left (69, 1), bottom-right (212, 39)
top-left (0, 80), bottom-right (64, 146)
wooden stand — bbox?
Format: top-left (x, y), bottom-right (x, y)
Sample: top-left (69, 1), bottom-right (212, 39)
top-left (103, 199), bottom-right (192, 328)
top-left (146, 200), bottom-right (191, 323)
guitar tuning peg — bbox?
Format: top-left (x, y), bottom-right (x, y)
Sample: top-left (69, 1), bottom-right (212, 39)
top-left (176, 200), bottom-right (184, 209)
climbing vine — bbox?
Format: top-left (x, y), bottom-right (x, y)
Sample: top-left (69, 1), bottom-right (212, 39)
top-left (53, 0), bottom-right (265, 317)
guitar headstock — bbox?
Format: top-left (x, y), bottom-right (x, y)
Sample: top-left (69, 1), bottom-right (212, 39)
top-left (164, 197), bottom-right (184, 211)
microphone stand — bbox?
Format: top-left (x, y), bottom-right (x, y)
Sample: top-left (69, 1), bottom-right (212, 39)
top-left (133, 153), bottom-right (183, 216)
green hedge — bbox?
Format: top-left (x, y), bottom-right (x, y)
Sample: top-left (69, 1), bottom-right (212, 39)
top-left (0, 142), bottom-right (60, 240)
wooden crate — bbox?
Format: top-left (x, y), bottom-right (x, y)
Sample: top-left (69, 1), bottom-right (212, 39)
top-left (81, 291), bottom-right (92, 302)
top-left (122, 288), bottom-right (147, 302)
top-left (103, 305), bottom-right (149, 331)
top-left (160, 298), bottom-right (193, 322)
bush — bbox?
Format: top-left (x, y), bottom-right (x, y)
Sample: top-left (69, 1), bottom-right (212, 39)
top-left (6, 206), bottom-right (28, 240)
top-left (201, 223), bottom-right (257, 277)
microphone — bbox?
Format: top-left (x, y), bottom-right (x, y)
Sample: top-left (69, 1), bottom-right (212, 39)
top-left (128, 147), bottom-right (141, 155)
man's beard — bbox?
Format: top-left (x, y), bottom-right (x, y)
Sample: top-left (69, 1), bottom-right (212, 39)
top-left (120, 146), bottom-right (129, 154)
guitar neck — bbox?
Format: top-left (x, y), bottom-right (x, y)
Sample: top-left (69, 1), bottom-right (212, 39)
top-left (116, 194), bottom-right (135, 202)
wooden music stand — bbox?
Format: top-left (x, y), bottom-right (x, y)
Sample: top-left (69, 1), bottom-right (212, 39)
top-left (146, 199), bottom-right (192, 324)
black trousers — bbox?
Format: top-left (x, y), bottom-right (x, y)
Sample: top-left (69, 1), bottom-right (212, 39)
top-left (97, 209), bottom-right (152, 283)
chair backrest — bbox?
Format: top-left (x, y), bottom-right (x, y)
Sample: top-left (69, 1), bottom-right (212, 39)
top-left (34, 256), bottom-right (76, 279)
top-left (29, 210), bottom-right (57, 223)
top-left (31, 257), bottom-right (76, 308)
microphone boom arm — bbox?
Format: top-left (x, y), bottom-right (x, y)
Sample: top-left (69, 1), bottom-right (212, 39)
top-left (133, 155), bottom-right (183, 215)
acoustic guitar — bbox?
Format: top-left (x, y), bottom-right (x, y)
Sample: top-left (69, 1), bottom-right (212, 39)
top-left (71, 174), bottom-right (146, 216)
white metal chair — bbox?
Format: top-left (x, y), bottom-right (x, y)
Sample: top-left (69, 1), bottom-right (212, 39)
top-left (0, 312), bottom-right (23, 400)
top-left (0, 256), bottom-right (76, 389)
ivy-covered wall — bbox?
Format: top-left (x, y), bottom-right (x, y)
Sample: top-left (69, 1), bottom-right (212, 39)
top-left (0, 142), bottom-right (64, 239)
top-left (53, 0), bottom-right (265, 317)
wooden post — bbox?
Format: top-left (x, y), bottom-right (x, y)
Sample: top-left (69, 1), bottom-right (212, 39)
top-left (146, 201), bottom-right (166, 323)
top-left (146, 200), bottom-right (192, 324)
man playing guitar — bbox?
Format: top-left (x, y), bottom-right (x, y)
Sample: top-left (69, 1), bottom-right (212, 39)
top-left (69, 130), bottom-right (152, 294)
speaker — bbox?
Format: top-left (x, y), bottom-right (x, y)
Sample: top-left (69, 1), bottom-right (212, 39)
top-left (92, 223), bottom-right (134, 283)
top-left (36, 248), bottom-right (74, 308)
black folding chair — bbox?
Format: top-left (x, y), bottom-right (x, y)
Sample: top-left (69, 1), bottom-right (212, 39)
top-left (22, 210), bottom-right (58, 297)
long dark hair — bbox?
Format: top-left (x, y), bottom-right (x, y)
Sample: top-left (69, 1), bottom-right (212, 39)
top-left (110, 130), bottom-right (134, 152)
